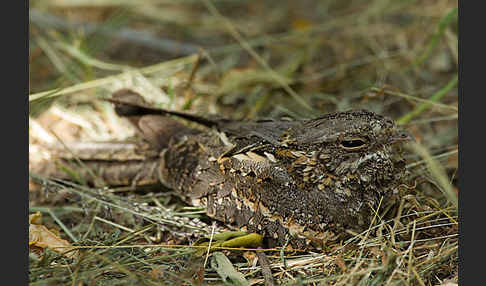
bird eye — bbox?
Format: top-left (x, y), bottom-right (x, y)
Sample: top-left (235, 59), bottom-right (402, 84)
top-left (340, 138), bottom-right (367, 150)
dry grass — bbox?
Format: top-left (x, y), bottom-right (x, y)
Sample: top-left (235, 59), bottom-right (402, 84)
top-left (29, 0), bottom-right (458, 285)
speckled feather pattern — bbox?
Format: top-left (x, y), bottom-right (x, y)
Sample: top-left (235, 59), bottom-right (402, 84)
top-left (153, 108), bottom-right (409, 248)
top-left (34, 89), bottom-right (411, 249)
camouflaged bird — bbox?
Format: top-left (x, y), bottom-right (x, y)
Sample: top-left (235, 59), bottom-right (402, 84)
top-left (34, 89), bottom-right (412, 249)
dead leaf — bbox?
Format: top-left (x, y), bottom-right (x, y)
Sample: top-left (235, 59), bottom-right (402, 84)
top-left (29, 211), bottom-right (43, 224)
top-left (29, 212), bottom-right (77, 258)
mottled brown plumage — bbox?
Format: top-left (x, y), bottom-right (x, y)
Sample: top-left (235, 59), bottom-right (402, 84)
top-left (34, 89), bottom-right (412, 249)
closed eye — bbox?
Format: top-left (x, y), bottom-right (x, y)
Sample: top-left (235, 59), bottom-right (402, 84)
top-left (340, 138), bottom-right (367, 150)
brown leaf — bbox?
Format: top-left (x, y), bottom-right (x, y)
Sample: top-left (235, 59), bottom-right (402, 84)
top-left (29, 212), bottom-right (76, 258)
top-left (29, 211), bottom-right (43, 224)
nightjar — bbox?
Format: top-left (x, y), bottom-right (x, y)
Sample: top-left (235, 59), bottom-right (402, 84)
top-left (33, 89), bottom-right (412, 249)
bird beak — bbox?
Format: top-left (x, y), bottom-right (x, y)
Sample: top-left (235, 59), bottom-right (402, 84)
top-left (390, 131), bottom-right (414, 144)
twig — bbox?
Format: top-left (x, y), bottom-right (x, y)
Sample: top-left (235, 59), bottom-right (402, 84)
top-left (203, 222), bottom-right (216, 268)
top-left (94, 216), bottom-right (134, 233)
top-left (256, 251), bottom-right (275, 286)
